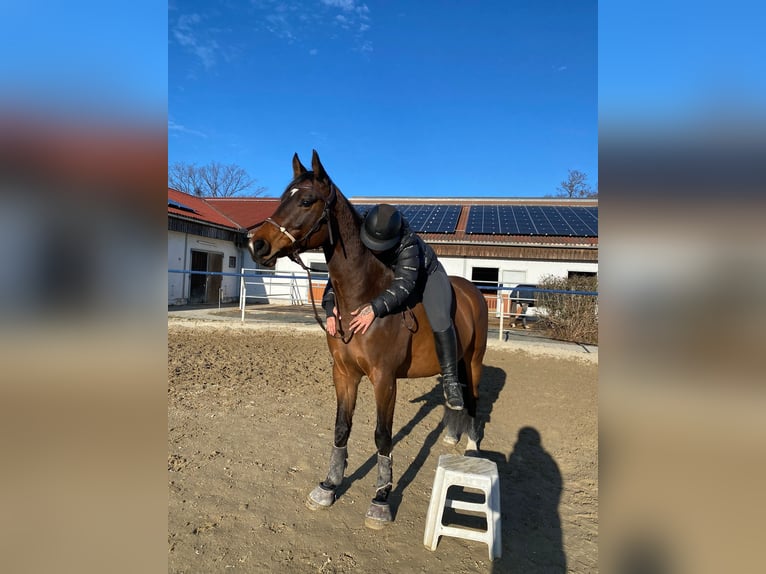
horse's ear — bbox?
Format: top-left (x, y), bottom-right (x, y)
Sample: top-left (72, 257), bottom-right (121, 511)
top-left (311, 149), bottom-right (328, 181)
top-left (292, 153), bottom-right (308, 178)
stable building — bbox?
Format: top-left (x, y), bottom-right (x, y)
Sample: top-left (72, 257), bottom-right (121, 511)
top-left (168, 189), bottom-right (598, 308)
top-left (167, 188), bottom-right (248, 305)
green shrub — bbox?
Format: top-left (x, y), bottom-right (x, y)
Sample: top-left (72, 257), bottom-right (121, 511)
top-left (536, 275), bottom-right (598, 345)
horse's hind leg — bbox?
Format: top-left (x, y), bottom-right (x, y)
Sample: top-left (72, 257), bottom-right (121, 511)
top-left (463, 349), bottom-right (485, 452)
top-left (307, 369), bottom-right (360, 510)
top-left (364, 374), bottom-right (396, 529)
top-left (442, 361), bottom-right (466, 444)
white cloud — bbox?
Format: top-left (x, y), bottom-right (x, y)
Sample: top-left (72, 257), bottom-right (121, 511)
top-left (321, 0), bottom-right (356, 10)
top-left (265, 12), bottom-right (296, 41)
top-left (173, 13), bottom-right (221, 69)
top-left (168, 119), bottom-right (207, 138)
top-left (358, 40), bottom-right (372, 54)
top-left (255, 0), bottom-right (372, 53)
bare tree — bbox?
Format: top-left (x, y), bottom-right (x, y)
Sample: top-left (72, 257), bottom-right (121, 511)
top-left (168, 161), bottom-right (266, 197)
top-left (556, 169), bottom-right (596, 198)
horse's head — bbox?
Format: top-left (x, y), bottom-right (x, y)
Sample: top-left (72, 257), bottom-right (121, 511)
top-left (248, 150), bottom-right (337, 267)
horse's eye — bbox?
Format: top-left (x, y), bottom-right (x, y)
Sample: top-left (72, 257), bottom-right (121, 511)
top-left (300, 197), bottom-right (316, 207)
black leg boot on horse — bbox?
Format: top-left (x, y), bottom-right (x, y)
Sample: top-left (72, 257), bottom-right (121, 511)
top-left (433, 325), bottom-right (464, 411)
top-left (364, 453), bottom-right (393, 529)
top-left (306, 445), bottom-right (347, 509)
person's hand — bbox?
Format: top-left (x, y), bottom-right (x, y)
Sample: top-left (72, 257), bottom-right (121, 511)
top-left (326, 306), bottom-right (340, 336)
top-left (349, 304), bottom-right (375, 334)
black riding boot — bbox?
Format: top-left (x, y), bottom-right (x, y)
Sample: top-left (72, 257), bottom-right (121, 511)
top-left (433, 325), bottom-right (464, 411)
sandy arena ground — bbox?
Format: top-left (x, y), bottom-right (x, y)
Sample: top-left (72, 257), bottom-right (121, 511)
top-left (168, 318), bottom-right (597, 573)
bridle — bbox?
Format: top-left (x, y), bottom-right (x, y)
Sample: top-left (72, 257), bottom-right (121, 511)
top-left (254, 177), bottom-right (350, 340)
top-left (260, 178), bottom-right (338, 254)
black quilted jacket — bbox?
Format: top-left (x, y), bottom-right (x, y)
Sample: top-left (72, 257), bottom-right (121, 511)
top-left (321, 222), bottom-right (438, 318)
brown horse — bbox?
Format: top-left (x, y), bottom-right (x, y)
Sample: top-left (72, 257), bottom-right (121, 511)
top-left (248, 150), bottom-right (488, 529)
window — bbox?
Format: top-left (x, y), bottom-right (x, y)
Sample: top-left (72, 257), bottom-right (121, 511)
top-left (501, 270), bottom-right (526, 285)
top-left (471, 267), bottom-right (499, 295)
top-left (228, 256), bottom-right (237, 268)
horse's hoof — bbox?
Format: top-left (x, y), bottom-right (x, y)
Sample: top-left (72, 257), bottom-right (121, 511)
top-left (306, 483), bottom-right (336, 510)
top-left (364, 501), bottom-right (392, 530)
top-left (443, 434), bottom-right (459, 445)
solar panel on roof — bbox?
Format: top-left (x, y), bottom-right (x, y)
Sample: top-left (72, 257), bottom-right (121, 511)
top-left (466, 205), bottom-right (597, 237)
top-left (354, 203), bottom-right (597, 236)
top-left (562, 206), bottom-right (598, 236)
top-left (169, 198), bottom-right (197, 213)
top-left (352, 204), bottom-right (459, 234)
top-left (421, 205), bottom-right (460, 233)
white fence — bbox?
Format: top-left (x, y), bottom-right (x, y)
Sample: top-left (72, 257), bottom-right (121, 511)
top-left (239, 267), bottom-right (329, 323)
top-left (169, 267), bottom-right (596, 341)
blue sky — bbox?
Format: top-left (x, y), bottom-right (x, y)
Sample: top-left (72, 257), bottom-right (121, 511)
top-left (169, 1), bottom-right (597, 198)
top-left (599, 1), bottom-right (766, 126)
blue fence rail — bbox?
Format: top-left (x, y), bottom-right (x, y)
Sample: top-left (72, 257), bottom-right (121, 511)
top-left (168, 269), bottom-right (597, 298)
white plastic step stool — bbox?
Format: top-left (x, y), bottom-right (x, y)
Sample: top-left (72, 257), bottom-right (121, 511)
top-left (423, 454), bottom-right (501, 560)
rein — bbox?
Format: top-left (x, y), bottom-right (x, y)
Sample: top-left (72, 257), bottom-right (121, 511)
top-left (289, 253), bottom-right (354, 344)
top-left (266, 181), bottom-right (352, 342)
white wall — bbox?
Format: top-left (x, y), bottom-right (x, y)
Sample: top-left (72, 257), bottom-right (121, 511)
top-left (448, 256), bottom-right (597, 285)
top-left (168, 230), bottom-right (243, 305)
top-left (167, 231), bottom-right (188, 305)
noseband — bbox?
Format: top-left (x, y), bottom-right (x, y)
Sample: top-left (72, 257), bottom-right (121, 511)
top-left (262, 218), bottom-right (298, 244)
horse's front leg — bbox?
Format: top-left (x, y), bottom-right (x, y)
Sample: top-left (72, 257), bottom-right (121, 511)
top-left (306, 367), bottom-right (360, 510)
top-left (364, 373), bottom-right (397, 529)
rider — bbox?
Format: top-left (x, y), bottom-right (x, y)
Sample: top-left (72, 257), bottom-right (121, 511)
top-left (322, 204), bottom-right (464, 411)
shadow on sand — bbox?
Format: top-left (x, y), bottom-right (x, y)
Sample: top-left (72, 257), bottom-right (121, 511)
top-left (334, 364), bottom-right (566, 571)
top-left (475, 364), bottom-right (567, 572)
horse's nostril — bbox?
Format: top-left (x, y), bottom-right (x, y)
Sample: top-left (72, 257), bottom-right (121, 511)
top-left (251, 238), bottom-right (269, 257)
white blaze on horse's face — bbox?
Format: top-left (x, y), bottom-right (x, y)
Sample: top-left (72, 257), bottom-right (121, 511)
top-left (290, 188), bottom-right (299, 196)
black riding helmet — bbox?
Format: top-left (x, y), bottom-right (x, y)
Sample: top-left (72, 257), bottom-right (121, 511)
top-left (360, 204), bottom-right (403, 251)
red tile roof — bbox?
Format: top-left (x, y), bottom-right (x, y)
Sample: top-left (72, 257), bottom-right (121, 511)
top-left (205, 197), bottom-right (281, 230)
top-left (167, 188), bottom-right (241, 230)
